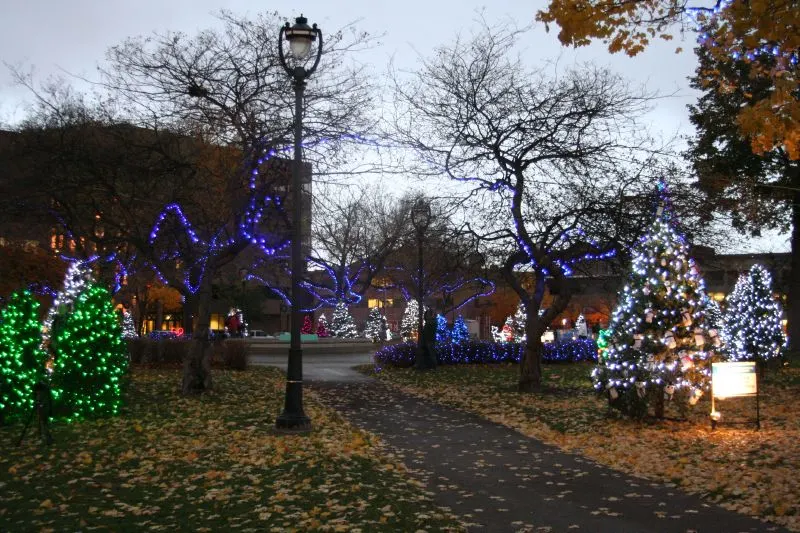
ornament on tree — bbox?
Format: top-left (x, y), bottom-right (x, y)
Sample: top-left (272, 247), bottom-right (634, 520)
top-left (694, 327), bottom-right (706, 346)
top-left (681, 311), bottom-right (692, 327)
top-left (633, 334), bottom-right (643, 349)
top-left (664, 331), bottom-right (677, 349)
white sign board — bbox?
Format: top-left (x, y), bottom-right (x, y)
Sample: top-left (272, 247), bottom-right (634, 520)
top-left (712, 362), bottom-right (758, 399)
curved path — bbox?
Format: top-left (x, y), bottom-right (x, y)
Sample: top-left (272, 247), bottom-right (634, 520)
top-left (255, 352), bottom-right (786, 532)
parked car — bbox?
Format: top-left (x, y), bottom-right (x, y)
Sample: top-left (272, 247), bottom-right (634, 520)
top-left (248, 329), bottom-right (267, 338)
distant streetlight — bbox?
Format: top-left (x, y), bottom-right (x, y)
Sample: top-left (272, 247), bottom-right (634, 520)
top-left (275, 15), bottom-right (322, 432)
top-left (411, 199), bottom-right (432, 365)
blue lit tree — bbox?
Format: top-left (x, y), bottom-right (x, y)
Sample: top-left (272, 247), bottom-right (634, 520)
top-left (451, 315), bottom-right (469, 344)
top-left (592, 203), bottom-right (718, 418)
top-left (0, 290), bottom-right (45, 423)
top-left (723, 264), bottom-right (785, 367)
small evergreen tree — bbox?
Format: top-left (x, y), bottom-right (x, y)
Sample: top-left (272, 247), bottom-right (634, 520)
top-left (330, 301), bottom-right (358, 338)
top-left (43, 262), bottom-right (92, 344)
top-left (592, 199), bottom-right (718, 419)
top-left (501, 315), bottom-right (514, 342)
top-left (51, 284), bottom-right (128, 421)
top-left (317, 314), bottom-right (330, 337)
top-left (451, 315), bottom-right (469, 343)
top-left (705, 297), bottom-right (725, 331)
top-left (0, 290), bottom-right (45, 423)
top-left (574, 314), bottom-right (588, 337)
top-left (120, 309), bottom-right (137, 339)
top-left (435, 314), bottom-right (449, 343)
top-left (364, 307), bottom-right (384, 342)
top-left (513, 302), bottom-right (527, 342)
top-left (400, 300), bottom-right (422, 341)
top-left (723, 264), bottom-right (785, 366)
top-left (301, 315), bottom-right (314, 335)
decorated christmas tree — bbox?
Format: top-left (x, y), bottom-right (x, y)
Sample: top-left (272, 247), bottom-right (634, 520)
top-left (723, 264), bottom-right (785, 366)
top-left (317, 313), bottom-right (330, 337)
top-left (592, 199), bottom-right (719, 418)
top-left (364, 307), bottom-right (384, 342)
top-left (51, 284), bottom-right (128, 421)
top-left (435, 314), bottom-right (449, 343)
top-left (120, 309), bottom-right (138, 339)
top-left (43, 262), bottom-right (92, 343)
top-left (0, 290), bottom-right (46, 423)
top-left (451, 315), bottom-right (469, 343)
top-left (330, 301), bottom-right (358, 338)
top-left (301, 315), bottom-right (314, 335)
top-left (400, 300), bottom-right (422, 341)
top-left (513, 302), bottom-right (527, 342)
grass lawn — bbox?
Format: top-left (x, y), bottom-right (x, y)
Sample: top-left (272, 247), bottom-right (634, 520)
top-left (366, 361), bottom-right (800, 532)
top-left (0, 367), bottom-right (464, 532)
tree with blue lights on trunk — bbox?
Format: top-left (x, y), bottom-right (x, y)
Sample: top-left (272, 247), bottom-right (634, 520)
top-left (393, 21), bottom-right (664, 391)
top-left (723, 264), bottom-right (785, 368)
top-left (8, 11), bottom-right (379, 394)
top-left (592, 200), bottom-right (720, 418)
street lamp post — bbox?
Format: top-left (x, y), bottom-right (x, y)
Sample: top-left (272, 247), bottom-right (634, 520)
top-left (275, 15), bottom-right (322, 431)
top-left (411, 199), bottom-right (432, 367)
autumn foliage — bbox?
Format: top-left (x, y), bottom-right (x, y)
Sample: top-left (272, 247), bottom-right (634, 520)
top-left (536, 0), bottom-right (800, 159)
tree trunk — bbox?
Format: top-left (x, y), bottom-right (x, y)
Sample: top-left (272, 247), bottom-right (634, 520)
top-left (181, 278), bottom-right (214, 395)
top-left (787, 191), bottom-right (800, 355)
top-left (519, 318), bottom-right (546, 392)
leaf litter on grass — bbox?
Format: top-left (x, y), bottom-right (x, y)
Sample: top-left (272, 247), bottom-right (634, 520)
top-left (0, 367), bottom-right (465, 532)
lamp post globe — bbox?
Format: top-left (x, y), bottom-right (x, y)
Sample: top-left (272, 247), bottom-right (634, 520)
top-left (275, 15), bottom-right (322, 432)
top-left (410, 199), bottom-right (432, 365)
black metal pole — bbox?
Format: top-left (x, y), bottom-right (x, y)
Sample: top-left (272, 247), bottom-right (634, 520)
top-left (276, 75), bottom-right (311, 431)
top-left (416, 228), bottom-right (424, 364)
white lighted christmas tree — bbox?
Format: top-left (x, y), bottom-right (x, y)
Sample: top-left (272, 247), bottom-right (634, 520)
top-left (330, 301), bottom-right (358, 338)
top-left (723, 264), bottom-right (785, 365)
top-left (704, 297), bottom-right (724, 331)
top-left (121, 309), bottom-right (138, 339)
top-left (574, 314), bottom-right (588, 337)
top-left (43, 262), bottom-right (93, 343)
top-left (400, 300), bottom-right (422, 341)
top-left (592, 197), bottom-right (719, 418)
top-left (364, 307), bottom-right (384, 342)
top-left (513, 302), bottom-right (527, 343)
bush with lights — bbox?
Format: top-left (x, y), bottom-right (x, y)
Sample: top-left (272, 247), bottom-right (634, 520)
top-left (723, 264), bottom-right (785, 366)
top-left (0, 290), bottom-right (46, 423)
top-left (374, 338), bottom-right (596, 370)
top-left (51, 284), bottom-right (128, 421)
top-left (592, 200), bottom-right (722, 419)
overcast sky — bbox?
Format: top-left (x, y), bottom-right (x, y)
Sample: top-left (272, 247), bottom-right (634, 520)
top-left (0, 0), bottom-right (788, 252)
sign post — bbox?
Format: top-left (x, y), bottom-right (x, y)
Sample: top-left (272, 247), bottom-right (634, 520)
top-left (711, 362), bottom-right (759, 430)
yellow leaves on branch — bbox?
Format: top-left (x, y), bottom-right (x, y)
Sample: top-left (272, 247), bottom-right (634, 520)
top-left (536, 0), bottom-right (800, 160)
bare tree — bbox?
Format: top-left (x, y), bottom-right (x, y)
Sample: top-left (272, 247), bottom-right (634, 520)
top-left (391, 21), bottom-right (663, 391)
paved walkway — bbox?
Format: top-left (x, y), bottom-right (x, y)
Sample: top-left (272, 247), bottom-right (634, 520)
top-left (310, 377), bottom-right (787, 533)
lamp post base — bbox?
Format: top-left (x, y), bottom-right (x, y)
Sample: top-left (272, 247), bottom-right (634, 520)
top-left (274, 412), bottom-right (312, 432)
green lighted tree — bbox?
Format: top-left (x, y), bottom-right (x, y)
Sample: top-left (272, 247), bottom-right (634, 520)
top-left (51, 284), bottom-right (128, 421)
top-left (0, 290), bottom-right (45, 423)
